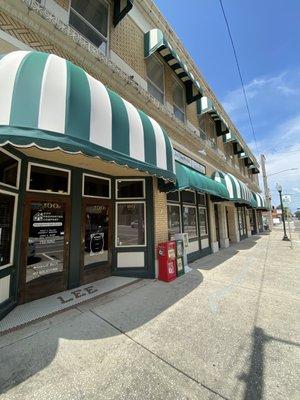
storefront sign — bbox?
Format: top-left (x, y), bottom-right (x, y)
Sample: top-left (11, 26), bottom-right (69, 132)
top-left (174, 150), bottom-right (206, 175)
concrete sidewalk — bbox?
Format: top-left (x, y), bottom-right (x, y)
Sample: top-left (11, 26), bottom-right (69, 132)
top-left (0, 229), bottom-right (299, 400)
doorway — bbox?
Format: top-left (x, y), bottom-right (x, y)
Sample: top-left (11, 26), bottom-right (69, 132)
top-left (80, 199), bottom-right (112, 285)
top-left (20, 195), bottom-right (71, 303)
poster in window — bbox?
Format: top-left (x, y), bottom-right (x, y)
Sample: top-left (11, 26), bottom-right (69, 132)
top-left (26, 202), bottom-right (66, 282)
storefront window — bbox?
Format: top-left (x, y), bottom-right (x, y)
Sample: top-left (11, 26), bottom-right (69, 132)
top-left (28, 164), bottom-right (70, 194)
top-left (0, 149), bottom-right (19, 188)
top-left (237, 207), bottom-right (247, 237)
top-left (197, 193), bottom-right (206, 206)
top-left (84, 205), bottom-right (109, 267)
top-left (198, 207), bottom-right (208, 236)
top-left (83, 174), bottom-right (110, 198)
top-left (181, 190), bottom-right (195, 204)
top-left (70, 0), bottom-right (108, 55)
top-left (116, 202), bottom-right (145, 246)
top-left (183, 206), bottom-right (198, 238)
top-left (0, 193), bottom-right (15, 267)
top-left (167, 204), bottom-right (181, 239)
top-left (167, 191), bottom-right (179, 202)
top-left (117, 180), bottom-right (145, 199)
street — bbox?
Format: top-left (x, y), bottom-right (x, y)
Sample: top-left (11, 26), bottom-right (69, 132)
top-left (0, 227), bottom-right (299, 400)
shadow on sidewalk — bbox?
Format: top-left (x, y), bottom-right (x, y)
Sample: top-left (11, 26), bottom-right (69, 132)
top-left (0, 270), bottom-right (204, 394)
top-left (191, 235), bottom-right (263, 271)
top-left (238, 326), bottom-right (300, 400)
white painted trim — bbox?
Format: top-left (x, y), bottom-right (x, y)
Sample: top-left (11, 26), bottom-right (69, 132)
top-left (0, 147), bottom-right (21, 190)
top-left (0, 29), bottom-right (32, 51)
top-left (117, 252), bottom-right (145, 268)
top-left (116, 178), bottom-right (145, 200)
top-left (26, 162), bottom-right (71, 195)
top-left (115, 200), bottom-right (147, 248)
top-left (0, 189), bottom-right (18, 270)
top-left (110, 50), bottom-right (147, 91)
top-left (82, 173), bottom-right (111, 199)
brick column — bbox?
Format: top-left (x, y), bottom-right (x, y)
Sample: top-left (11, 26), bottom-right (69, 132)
top-left (208, 198), bottom-right (219, 253)
top-left (227, 205), bottom-right (240, 243)
top-left (218, 204), bottom-right (230, 248)
top-left (153, 178), bottom-right (168, 277)
top-left (246, 209), bottom-right (252, 237)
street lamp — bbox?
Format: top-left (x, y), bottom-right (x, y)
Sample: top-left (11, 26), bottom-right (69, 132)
top-left (276, 183), bottom-right (289, 241)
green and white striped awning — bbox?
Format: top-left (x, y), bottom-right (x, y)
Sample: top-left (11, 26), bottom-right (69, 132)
top-left (252, 192), bottom-right (268, 210)
top-left (223, 131), bottom-right (237, 143)
top-left (0, 51), bottom-right (176, 182)
top-left (113, 0), bottom-right (133, 27)
top-left (212, 171), bottom-right (253, 205)
top-left (197, 96), bottom-right (229, 137)
top-left (144, 29), bottom-right (203, 104)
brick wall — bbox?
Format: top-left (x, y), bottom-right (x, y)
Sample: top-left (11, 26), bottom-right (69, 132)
top-left (186, 101), bottom-right (198, 128)
top-left (152, 178), bottom-right (168, 256)
top-left (110, 16), bottom-right (147, 79)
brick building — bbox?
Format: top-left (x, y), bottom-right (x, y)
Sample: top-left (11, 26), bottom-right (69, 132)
top-left (0, 0), bottom-right (268, 319)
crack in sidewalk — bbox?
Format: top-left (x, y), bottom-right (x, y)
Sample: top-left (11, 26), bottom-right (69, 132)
top-left (89, 309), bottom-right (230, 400)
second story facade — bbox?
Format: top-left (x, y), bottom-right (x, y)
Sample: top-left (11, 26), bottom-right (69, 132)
top-left (0, 0), bottom-right (261, 191)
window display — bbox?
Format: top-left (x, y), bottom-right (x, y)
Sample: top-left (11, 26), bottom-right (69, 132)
top-left (183, 206), bottom-right (198, 238)
top-left (167, 204), bottom-right (181, 239)
top-left (116, 203), bottom-right (145, 246)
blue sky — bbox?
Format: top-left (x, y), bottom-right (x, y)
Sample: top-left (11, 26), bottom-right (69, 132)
top-left (154, 0), bottom-right (300, 211)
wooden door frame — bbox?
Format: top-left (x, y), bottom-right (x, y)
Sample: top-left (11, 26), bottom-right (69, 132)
top-left (80, 197), bottom-right (113, 285)
top-left (19, 193), bottom-right (71, 303)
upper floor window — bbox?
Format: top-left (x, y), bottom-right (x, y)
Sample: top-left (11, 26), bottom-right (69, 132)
top-left (70, 0), bottom-right (109, 55)
top-left (173, 79), bottom-right (185, 122)
top-left (146, 56), bottom-right (165, 104)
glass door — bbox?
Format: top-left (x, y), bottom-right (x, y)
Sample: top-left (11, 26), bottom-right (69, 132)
top-left (21, 195), bottom-right (70, 303)
top-left (81, 199), bottom-right (112, 285)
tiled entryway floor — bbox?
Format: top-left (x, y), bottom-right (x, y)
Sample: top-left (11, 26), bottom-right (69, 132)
top-left (0, 276), bottom-right (139, 334)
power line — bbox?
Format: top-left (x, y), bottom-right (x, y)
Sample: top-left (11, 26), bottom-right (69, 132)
top-left (219, 0), bottom-right (259, 157)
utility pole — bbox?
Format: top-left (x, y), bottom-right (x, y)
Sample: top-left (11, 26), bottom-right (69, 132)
top-left (260, 154), bottom-right (272, 230)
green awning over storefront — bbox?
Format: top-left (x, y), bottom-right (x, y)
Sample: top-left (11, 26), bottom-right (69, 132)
top-left (212, 171), bottom-right (253, 205)
top-left (252, 192), bottom-right (268, 210)
top-left (0, 51), bottom-right (176, 183)
top-left (144, 29), bottom-right (203, 104)
top-left (175, 162), bottom-right (230, 199)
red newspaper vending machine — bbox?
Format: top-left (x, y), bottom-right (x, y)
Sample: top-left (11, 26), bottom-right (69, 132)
top-left (157, 241), bottom-right (177, 282)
